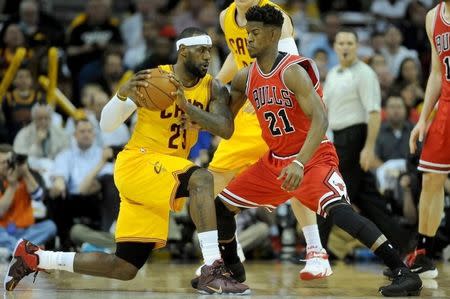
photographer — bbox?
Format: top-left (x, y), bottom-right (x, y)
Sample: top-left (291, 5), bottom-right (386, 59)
top-left (49, 119), bottom-right (120, 249)
top-left (0, 144), bottom-right (56, 256)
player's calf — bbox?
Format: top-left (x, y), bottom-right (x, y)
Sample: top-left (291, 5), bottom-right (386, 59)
top-left (325, 200), bottom-right (422, 296)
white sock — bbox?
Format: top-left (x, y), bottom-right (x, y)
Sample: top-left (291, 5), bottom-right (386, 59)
top-left (198, 230), bottom-right (221, 265)
top-left (36, 250), bottom-right (76, 272)
top-left (302, 224), bottom-right (323, 252)
top-left (235, 234), bottom-right (246, 262)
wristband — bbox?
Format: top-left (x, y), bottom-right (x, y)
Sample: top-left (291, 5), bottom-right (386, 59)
top-left (116, 92), bottom-right (127, 101)
top-left (292, 159), bottom-right (304, 169)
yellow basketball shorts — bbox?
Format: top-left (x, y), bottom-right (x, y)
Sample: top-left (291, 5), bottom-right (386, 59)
top-left (114, 147), bottom-right (194, 249)
top-left (209, 108), bottom-right (268, 174)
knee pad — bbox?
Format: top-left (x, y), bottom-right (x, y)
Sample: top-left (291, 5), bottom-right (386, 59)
top-left (215, 198), bottom-right (236, 241)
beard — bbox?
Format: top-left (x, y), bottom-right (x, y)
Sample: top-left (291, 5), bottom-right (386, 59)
top-left (185, 60), bottom-right (207, 78)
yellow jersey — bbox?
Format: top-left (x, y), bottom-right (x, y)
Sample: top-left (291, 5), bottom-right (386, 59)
top-left (223, 0), bottom-right (283, 69)
top-left (126, 65), bottom-right (213, 158)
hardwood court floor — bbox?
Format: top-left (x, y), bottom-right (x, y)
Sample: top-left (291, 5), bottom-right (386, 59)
top-left (1, 261), bottom-right (449, 299)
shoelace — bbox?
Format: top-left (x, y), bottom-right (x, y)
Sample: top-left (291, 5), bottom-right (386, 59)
top-left (300, 251), bottom-right (328, 263)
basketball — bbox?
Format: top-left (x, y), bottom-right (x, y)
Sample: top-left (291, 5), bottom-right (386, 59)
top-left (138, 68), bottom-right (177, 111)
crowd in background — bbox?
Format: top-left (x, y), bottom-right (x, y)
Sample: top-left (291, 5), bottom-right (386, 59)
top-left (0, 0), bottom-right (449, 264)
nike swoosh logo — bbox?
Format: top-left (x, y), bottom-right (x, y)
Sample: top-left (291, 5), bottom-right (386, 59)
top-left (206, 285), bottom-right (222, 294)
top-left (411, 267), bottom-right (422, 272)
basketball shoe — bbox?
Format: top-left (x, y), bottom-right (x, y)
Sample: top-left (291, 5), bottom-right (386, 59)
top-left (192, 260), bottom-right (246, 289)
top-left (299, 249), bottom-right (333, 280)
top-left (4, 239), bottom-right (41, 291)
top-left (195, 259), bottom-right (250, 295)
top-left (378, 267), bottom-right (422, 297)
top-left (383, 249), bottom-right (438, 279)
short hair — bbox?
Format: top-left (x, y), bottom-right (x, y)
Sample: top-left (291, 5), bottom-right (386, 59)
top-left (245, 5), bottom-right (284, 28)
top-left (178, 27), bottom-right (208, 40)
top-left (336, 27), bottom-right (359, 42)
top-left (31, 102), bottom-right (53, 119)
top-left (0, 144), bottom-right (12, 154)
top-left (74, 118), bottom-right (93, 128)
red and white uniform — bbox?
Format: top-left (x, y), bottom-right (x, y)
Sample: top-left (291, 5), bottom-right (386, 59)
top-left (419, 2), bottom-right (450, 173)
top-left (219, 53), bottom-right (348, 217)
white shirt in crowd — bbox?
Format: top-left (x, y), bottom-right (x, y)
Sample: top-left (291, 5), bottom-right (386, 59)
top-left (52, 144), bottom-right (113, 195)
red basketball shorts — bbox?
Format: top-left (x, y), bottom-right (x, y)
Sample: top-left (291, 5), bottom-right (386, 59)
top-left (218, 142), bottom-right (349, 217)
top-left (419, 100), bottom-right (450, 173)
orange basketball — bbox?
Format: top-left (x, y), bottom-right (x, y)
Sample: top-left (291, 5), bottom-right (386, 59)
top-left (138, 68), bottom-right (177, 111)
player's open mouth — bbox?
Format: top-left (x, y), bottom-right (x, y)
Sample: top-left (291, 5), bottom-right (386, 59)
top-left (201, 64), bottom-right (208, 71)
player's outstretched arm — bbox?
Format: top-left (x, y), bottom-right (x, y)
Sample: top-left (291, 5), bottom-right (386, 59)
top-left (216, 9), bottom-right (238, 84)
top-left (285, 64), bottom-right (328, 164)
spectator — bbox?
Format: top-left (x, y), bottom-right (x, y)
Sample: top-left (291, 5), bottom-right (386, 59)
top-left (13, 103), bottom-right (69, 187)
top-left (374, 96), bottom-right (413, 195)
top-left (376, 96), bottom-right (413, 163)
top-left (381, 25), bottom-right (419, 77)
top-left (2, 64), bottom-right (45, 143)
top-left (371, 31), bottom-right (386, 55)
top-left (313, 48), bottom-right (328, 84)
top-left (49, 119), bottom-right (116, 248)
top-left (302, 11), bottom-right (340, 69)
top-left (0, 143), bottom-right (56, 256)
top-left (393, 57), bottom-right (425, 103)
top-left (368, 53), bottom-right (387, 72)
top-left (66, 0), bottom-right (122, 105)
top-left (81, 49), bottom-right (126, 96)
top-left (0, 23), bottom-right (32, 77)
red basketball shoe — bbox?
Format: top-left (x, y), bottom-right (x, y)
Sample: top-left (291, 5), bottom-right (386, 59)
top-left (4, 239), bottom-right (41, 291)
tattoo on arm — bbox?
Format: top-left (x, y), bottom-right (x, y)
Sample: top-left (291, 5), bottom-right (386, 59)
top-left (184, 79), bottom-right (234, 139)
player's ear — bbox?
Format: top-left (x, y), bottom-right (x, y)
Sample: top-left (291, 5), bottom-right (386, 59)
top-left (179, 45), bottom-right (187, 58)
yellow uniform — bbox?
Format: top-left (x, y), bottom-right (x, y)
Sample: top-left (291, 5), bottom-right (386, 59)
top-left (209, 0), bottom-right (284, 173)
top-left (114, 65), bottom-right (213, 249)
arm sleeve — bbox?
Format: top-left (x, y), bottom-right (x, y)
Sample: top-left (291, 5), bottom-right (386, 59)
top-left (278, 37), bottom-right (299, 55)
top-left (358, 67), bottom-right (381, 113)
top-left (100, 95), bottom-right (137, 132)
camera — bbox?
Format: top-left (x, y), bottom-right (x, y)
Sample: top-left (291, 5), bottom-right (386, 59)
top-left (7, 153), bottom-right (28, 169)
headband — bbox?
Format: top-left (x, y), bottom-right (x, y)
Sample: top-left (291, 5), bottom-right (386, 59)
top-left (176, 35), bottom-right (212, 51)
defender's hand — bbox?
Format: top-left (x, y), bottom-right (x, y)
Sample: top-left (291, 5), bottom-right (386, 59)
top-left (277, 160), bottom-right (304, 191)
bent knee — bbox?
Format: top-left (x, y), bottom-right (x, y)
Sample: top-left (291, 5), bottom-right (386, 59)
top-left (189, 168), bottom-right (213, 189)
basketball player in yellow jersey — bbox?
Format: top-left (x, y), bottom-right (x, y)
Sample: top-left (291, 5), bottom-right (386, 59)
top-left (3, 28), bottom-right (250, 295)
top-left (209, 0), bottom-right (333, 280)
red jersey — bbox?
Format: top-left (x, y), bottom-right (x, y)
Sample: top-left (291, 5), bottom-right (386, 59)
top-left (245, 53), bottom-right (327, 156)
top-left (434, 2), bottom-right (450, 101)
